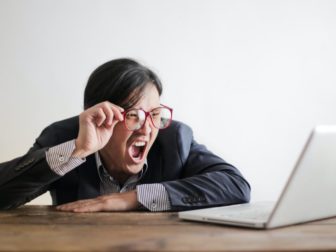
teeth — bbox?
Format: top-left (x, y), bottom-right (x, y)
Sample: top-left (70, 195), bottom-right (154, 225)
top-left (134, 141), bottom-right (146, 147)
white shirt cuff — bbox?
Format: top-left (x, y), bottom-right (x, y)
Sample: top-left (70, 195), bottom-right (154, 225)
top-left (136, 183), bottom-right (171, 212)
top-left (46, 139), bottom-right (86, 176)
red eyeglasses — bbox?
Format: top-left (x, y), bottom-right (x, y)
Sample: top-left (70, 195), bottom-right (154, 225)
top-left (121, 104), bottom-right (173, 131)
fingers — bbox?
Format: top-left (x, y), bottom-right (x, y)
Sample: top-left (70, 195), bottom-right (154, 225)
top-left (84, 101), bottom-right (124, 128)
top-left (100, 103), bottom-right (124, 128)
top-left (95, 107), bottom-right (107, 127)
top-left (56, 198), bottom-right (104, 213)
top-left (98, 102), bottom-right (124, 126)
top-left (55, 191), bottom-right (138, 213)
top-left (74, 102), bottom-right (125, 157)
top-left (74, 203), bottom-right (105, 212)
top-left (109, 104), bottom-right (124, 121)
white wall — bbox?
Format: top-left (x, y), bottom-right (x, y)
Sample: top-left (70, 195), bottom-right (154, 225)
top-left (1, 0), bottom-right (336, 205)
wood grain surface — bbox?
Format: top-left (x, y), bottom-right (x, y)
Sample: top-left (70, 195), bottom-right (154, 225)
top-left (0, 206), bottom-right (336, 251)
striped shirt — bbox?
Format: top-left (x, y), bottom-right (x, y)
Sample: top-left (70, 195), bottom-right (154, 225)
top-left (46, 140), bottom-right (171, 211)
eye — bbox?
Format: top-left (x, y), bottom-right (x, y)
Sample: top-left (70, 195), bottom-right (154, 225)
top-left (126, 111), bottom-right (138, 119)
top-left (151, 110), bottom-right (161, 118)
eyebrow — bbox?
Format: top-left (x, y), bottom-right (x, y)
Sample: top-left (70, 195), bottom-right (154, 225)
top-left (128, 105), bottom-right (161, 111)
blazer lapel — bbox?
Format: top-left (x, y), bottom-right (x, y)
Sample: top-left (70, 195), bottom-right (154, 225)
top-left (77, 154), bottom-right (100, 200)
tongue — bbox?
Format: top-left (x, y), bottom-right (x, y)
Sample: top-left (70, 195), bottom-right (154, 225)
top-left (131, 145), bottom-right (141, 158)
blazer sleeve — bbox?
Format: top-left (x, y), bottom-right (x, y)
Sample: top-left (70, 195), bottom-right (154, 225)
top-left (0, 116), bottom-right (80, 209)
top-left (0, 124), bottom-right (70, 209)
top-left (0, 147), bottom-right (61, 210)
top-left (161, 122), bottom-right (251, 211)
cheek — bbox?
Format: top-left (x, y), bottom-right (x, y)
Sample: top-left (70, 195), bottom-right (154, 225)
top-left (110, 124), bottom-right (132, 148)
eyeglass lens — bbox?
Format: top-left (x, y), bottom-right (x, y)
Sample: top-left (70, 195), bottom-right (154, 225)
top-left (125, 107), bottom-right (172, 130)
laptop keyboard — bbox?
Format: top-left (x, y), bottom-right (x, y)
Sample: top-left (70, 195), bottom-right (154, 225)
top-left (219, 209), bottom-right (271, 221)
top-left (217, 202), bottom-right (274, 221)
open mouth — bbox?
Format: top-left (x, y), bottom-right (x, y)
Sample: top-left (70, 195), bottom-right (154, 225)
top-left (128, 141), bottom-right (147, 163)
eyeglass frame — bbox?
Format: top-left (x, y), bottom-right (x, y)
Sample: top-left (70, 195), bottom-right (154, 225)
top-left (121, 104), bottom-right (173, 131)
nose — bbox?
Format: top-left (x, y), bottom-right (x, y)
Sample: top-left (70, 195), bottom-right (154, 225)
top-left (137, 117), bottom-right (152, 135)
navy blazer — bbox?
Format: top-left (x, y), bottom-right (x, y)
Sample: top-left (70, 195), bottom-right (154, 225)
top-left (0, 117), bottom-right (250, 210)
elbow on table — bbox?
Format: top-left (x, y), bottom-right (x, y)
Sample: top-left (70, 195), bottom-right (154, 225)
top-left (237, 179), bottom-right (251, 204)
top-left (0, 198), bottom-right (23, 210)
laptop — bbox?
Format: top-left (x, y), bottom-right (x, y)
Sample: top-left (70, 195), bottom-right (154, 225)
top-left (178, 125), bottom-right (336, 229)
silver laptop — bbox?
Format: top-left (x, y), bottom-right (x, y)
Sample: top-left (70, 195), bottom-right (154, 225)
top-left (179, 125), bottom-right (336, 229)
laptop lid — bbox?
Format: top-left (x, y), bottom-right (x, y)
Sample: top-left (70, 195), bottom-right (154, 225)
top-left (267, 125), bottom-right (336, 228)
top-left (179, 125), bottom-right (336, 229)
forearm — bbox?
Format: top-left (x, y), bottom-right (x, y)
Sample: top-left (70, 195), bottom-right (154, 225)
top-left (162, 168), bottom-right (251, 211)
top-left (0, 140), bottom-right (86, 210)
top-left (0, 148), bottom-right (60, 209)
top-left (56, 184), bottom-right (173, 213)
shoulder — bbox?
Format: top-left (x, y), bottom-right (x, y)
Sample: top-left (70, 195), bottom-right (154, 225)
top-left (154, 120), bottom-right (194, 161)
top-left (34, 116), bottom-right (79, 148)
top-left (157, 120), bottom-right (193, 142)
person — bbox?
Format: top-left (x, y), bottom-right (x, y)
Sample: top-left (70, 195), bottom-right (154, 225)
top-left (0, 58), bottom-right (250, 212)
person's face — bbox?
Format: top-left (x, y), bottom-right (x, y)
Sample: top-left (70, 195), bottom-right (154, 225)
top-left (100, 83), bottom-right (160, 177)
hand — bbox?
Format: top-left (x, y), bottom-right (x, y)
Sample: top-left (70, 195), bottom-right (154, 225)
top-left (55, 190), bottom-right (139, 212)
top-left (72, 101), bottom-right (124, 158)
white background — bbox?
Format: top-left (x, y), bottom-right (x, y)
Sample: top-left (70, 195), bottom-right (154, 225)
top-left (1, 0), bottom-right (336, 205)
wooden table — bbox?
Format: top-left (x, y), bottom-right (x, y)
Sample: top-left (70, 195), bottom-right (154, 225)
top-left (1, 206), bottom-right (336, 251)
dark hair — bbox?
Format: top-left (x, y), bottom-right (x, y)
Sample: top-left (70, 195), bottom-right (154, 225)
top-left (84, 58), bottom-right (162, 109)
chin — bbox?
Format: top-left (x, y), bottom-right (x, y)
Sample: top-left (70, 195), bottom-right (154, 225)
top-left (126, 162), bottom-right (146, 175)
